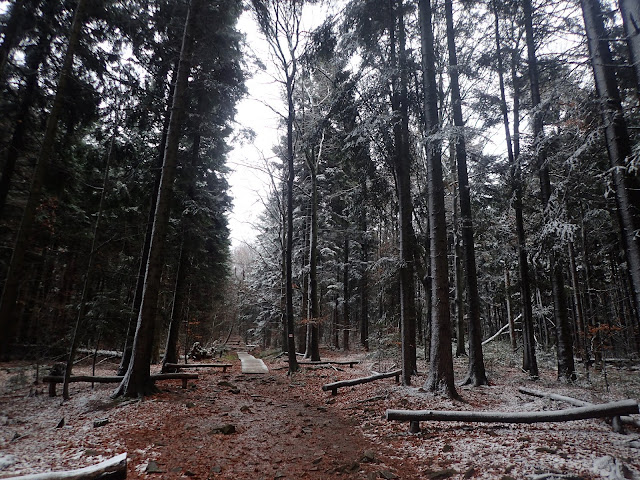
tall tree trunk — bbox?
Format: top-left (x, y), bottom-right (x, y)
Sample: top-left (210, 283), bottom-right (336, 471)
top-left (494, 2), bottom-right (538, 377)
top-left (113, 0), bottom-right (200, 398)
top-left (618, 0), bottom-right (640, 94)
top-left (391, 0), bottom-right (417, 384)
top-left (285, 69), bottom-right (298, 374)
top-left (360, 177), bottom-right (370, 351)
top-left (445, 0), bottom-right (487, 386)
top-left (62, 122), bottom-right (115, 400)
top-left (419, 0), bottom-right (457, 398)
top-left (580, 0), bottom-right (640, 330)
top-left (161, 93), bottom-right (203, 372)
top-left (522, 0), bottom-right (576, 381)
top-left (504, 268), bottom-right (517, 351)
top-left (451, 152), bottom-right (466, 358)
top-left (0, 0), bottom-right (88, 359)
top-left (162, 236), bottom-right (190, 371)
top-left (118, 64), bottom-right (177, 376)
top-left (307, 166), bottom-right (320, 361)
top-left (343, 235), bottom-right (350, 351)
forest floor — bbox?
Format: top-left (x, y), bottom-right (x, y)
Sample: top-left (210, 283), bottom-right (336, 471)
top-left (0, 342), bottom-right (639, 480)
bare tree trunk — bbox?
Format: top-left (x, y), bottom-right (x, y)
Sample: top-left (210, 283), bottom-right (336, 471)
top-left (162, 95), bottom-right (203, 372)
top-left (445, 0), bottom-right (487, 386)
top-left (419, 0), bottom-right (457, 398)
top-left (580, 0), bottom-right (640, 330)
top-left (504, 268), bottom-right (517, 351)
top-left (0, 0), bottom-right (88, 359)
top-left (494, 2), bottom-right (538, 377)
top-left (307, 166), bottom-right (320, 361)
top-left (343, 235), bottom-right (350, 351)
top-left (113, 0), bottom-right (200, 398)
top-left (522, 0), bottom-right (576, 381)
top-left (62, 117), bottom-right (116, 399)
top-left (390, 0), bottom-right (417, 384)
top-left (118, 63), bottom-right (177, 375)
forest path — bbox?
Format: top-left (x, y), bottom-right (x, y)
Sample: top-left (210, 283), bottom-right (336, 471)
top-left (109, 356), bottom-right (416, 479)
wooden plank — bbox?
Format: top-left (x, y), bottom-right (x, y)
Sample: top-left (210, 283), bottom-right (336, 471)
top-left (322, 370), bottom-right (401, 396)
top-left (3, 453), bottom-right (127, 480)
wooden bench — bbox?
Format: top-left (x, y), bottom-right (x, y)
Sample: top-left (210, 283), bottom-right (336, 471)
top-left (164, 362), bottom-right (232, 373)
top-left (42, 373), bottom-right (198, 396)
top-left (322, 369), bottom-right (401, 396)
top-left (298, 360), bottom-right (360, 368)
top-left (386, 399), bottom-right (640, 434)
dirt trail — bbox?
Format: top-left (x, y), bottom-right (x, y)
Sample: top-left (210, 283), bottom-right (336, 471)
top-left (0, 355), bottom-right (416, 479)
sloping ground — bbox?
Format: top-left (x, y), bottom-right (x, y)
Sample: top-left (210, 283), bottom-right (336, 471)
top-left (0, 343), bottom-right (639, 479)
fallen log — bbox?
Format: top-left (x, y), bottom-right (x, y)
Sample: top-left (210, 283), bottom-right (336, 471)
top-left (386, 399), bottom-right (639, 433)
top-left (43, 373), bottom-right (198, 396)
top-left (518, 387), bottom-right (640, 430)
top-left (322, 369), bottom-right (401, 396)
top-left (3, 453), bottom-right (127, 480)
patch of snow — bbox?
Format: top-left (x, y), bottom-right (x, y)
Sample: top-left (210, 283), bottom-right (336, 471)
top-left (0, 453), bottom-right (16, 470)
top-left (592, 456), bottom-right (640, 480)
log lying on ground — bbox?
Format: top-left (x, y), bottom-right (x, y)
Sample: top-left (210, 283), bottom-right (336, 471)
top-left (322, 369), bottom-right (401, 396)
top-left (43, 373), bottom-right (198, 396)
top-left (3, 453), bottom-right (127, 480)
top-left (386, 399), bottom-right (639, 433)
top-left (163, 363), bottom-right (232, 372)
top-left (518, 386), bottom-right (640, 429)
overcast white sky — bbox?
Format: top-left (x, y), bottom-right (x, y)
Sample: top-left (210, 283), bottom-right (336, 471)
top-left (226, 11), bottom-right (282, 250)
top-left (227, 5), bottom-right (339, 249)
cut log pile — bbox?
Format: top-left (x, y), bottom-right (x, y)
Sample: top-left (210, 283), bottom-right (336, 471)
top-left (3, 453), bottom-right (127, 480)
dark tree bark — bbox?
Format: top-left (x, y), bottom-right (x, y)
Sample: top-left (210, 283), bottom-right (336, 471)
top-left (307, 160), bottom-right (321, 362)
top-left (62, 121), bottom-right (115, 399)
top-left (419, 0), bottom-right (457, 398)
top-left (522, 0), bottom-right (576, 382)
top-left (390, 0), bottom-right (417, 385)
top-left (0, 0), bottom-right (88, 359)
top-left (618, 0), bottom-right (640, 94)
top-left (118, 64), bottom-right (177, 376)
top-left (451, 146), bottom-right (466, 358)
top-left (445, 0), bottom-right (487, 386)
top-left (493, 2), bottom-right (538, 377)
top-left (359, 177), bottom-right (370, 351)
top-left (343, 235), bottom-right (350, 351)
top-left (113, 0), bottom-right (200, 398)
top-left (580, 0), bottom-right (640, 330)
top-left (162, 93), bottom-right (203, 372)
